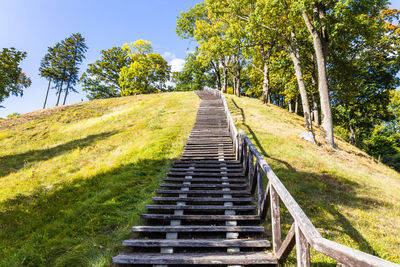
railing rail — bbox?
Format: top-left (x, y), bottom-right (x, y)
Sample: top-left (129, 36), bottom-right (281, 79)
top-left (203, 87), bottom-right (399, 267)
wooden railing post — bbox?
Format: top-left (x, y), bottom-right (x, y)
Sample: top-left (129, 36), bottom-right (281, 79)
top-left (270, 185), bottom-right (282, 254)
top-left (256, 164), bottom-right (264, 216)
top-left (248, 152), bottom-right (254, 188)
top-left (295, 222), bottom-right (310, 267)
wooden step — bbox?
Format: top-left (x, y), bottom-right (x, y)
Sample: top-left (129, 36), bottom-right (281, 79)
top-left (162, 177), bottom-right (246, 182)
top-left (159, 183), bottom-right (247, 188)
top-left (174, 160), bottom-right (241, 164)
top-left (152, 197), bottom-right (254, 202)
top-left (167, 172), bottom-right (243, 177)
top-left (113, 252), bottom-right (277, 265)
top-left (141, 214), bottom-right (260, 221)
top-left (122, 238), bottom-right (270, 247)
top-left (169, 167), bottom-right (242, 172)
top-left (132, 225), bottom-right (265, 232)
top-left (156, 189), bottom-right (251, 195)
top-left (146, 204), bottom-right (256, 211)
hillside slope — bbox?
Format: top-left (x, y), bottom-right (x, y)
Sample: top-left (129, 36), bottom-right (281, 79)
top-left (0, 92), bottom-right (200, 266)
top-left (226, 94), bottom-right (400, 264)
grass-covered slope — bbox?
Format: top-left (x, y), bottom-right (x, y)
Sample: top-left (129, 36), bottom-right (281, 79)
top-left (226, 94), bottom-right (400, 264)
top-left (0, 92), bottom-right (200, 266)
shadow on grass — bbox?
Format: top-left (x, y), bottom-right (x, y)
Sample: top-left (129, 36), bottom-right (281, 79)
top-left (230, 98), bottom-right (295, 172)
top-left (228, 97), bottom-right (385, 261)
top-left (0, 158), bottom-right (175, 267)
top-left (0, 131), bottom-right (119, 178)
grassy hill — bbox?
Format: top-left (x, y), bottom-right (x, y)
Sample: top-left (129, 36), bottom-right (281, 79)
top-left (0, 92), bottom-right (200, 266)
top-left (226, 94), bottom-right (400, 264)
top-left (0, 91), bottom-right (399, 266)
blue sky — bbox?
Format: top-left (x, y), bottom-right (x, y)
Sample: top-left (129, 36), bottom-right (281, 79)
top-left (0, 0), bottom-right (200, 117)
top-left (1, 0), bottom-right (399, 117)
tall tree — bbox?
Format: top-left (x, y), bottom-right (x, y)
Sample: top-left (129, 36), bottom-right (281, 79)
top-left (119, 40), bottom-right (170, 95)
top-left (39, 43), bottom-right (62, 109)
top-left (81, 46), bottom-right (130, 99)
top-left (0, 48), bottom-right (31, 105)
top-left (61, 33), bottom-right (87, 105)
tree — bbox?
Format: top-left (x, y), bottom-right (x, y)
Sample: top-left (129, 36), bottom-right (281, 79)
top-left (81, 47), bottom-right (130, 99)
top-left (60, 33), bottom-right (87, 105)
top-left (119, 40), bottom-right (170, 95)
top-left (39, 43), bottom-right (62, 109)
top-left (172, 50), bottom-right (215, 91)
top-left (0, 48), bottom-right (31, 105)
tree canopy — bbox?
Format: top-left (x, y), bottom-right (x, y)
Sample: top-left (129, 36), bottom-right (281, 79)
top-left (0, 48), bottom-right (31, 105)
top-left (119, 40), bottom-right (170, 95)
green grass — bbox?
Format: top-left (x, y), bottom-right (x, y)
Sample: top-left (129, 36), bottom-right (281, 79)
top-left (0, 92), bottom-right (200, 267)
top-left (226, 94), bottom-right (400, 265)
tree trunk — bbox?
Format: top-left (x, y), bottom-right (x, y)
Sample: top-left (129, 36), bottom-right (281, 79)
top-left (312, 93), bottom-right (320, 127)
top-left (223, 65), bottom-right (228, 93)
top-left (55, 69), bottom-right (66, 106)
top-left (235, 66), bottom-right (241, 97)
top-left (295, 97), bottom-right (298, 114)
top-left (63, 77), bottom-right (71, 105)
top-left (261, 60), bottom-right (270, 104)
top-left (212, 60), bottom-right (221, 91)
top-left (349, 125), bottom-right (356, 145)
top-left (302, 9), bottom-right (335, 148)
top-left (43, 79), bottom-right (51, 109)
top-left (289, 52), bottom-right (312, 131)
top-left (289, 100), bottom-right (293, 112)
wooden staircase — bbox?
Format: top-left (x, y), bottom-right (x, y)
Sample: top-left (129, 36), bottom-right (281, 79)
top-left (113, 91), bottom-right (277, 266)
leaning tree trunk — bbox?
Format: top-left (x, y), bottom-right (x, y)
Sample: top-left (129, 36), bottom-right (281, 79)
top-left (43, 79), bottom-right (51, 109)
top-left (56, 69), bottom-right (66, 106)
top-left (63, 77), bottom-right (72, 105)
top-left (302, 9), bottom-right (335, 148)
top-left (289, 53), bottom-right (312, 132)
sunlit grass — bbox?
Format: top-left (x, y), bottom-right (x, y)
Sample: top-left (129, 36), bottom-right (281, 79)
top-left (226, 94), bottom-right (400, 265)
top-left (0, 92), bottom-right (200, 266)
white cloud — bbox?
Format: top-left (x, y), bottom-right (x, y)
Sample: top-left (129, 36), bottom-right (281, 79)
top-left (170, 58), bottom-right (185, 72)
top-left (162, 51), bottom-right (185, 72)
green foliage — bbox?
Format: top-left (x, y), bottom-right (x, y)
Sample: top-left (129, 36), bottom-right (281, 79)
top-left (81, 47), bottom-right (130, 99)
top-left (172, 50), bottom-right (215, 91)
top-left (6, 112), bottom-right (20, 119)
top-left (0, 48), bottom-right (31, 103)
top-left (119, 40), bottom-right (171, 95)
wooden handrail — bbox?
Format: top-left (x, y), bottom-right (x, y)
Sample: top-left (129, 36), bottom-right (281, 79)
top-left (203, 87), bottom-right (399, 267)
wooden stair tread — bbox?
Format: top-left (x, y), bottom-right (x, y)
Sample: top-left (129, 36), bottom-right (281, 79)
top-left (122, 238), bottom-right (271, 247)
top-left (113, 252), bottom-right (277, 265)
top-left (141, 214), bottom-right (260, 220)
top-left (156, 189), bottom-right (251, 195)
top-left (152, 196), bottom-right (254, 202)
top-left (159, 183), bottom-right (247, 188)
top-left (132, 225), bottom-right (265, 232)
top-left (146, 204), bottom-right (256, 210)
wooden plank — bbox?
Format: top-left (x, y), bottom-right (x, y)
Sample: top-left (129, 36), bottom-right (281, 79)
top-left (152, 197), bottom-right (254, 202)
top-left (169, 168), bottom-right (242, 172)
top-left (167, 172), bottom-right (244, 177)
top-left (132, 225), bottom-right (265, 232)
top-left (270, 184), bottom-right (282, 253)
top-left (122, 238), bottom-right (271, 247)
top-left (146, 204), bottom-right (256, 211)
top-left (155, 189), bottom-right (251, 195)
top-left (257, 165), bottom-right (265, 216)
top-left (113, 252), bottom-right (277, 265)
top-left (141, 214), bottom-right (260, 221)
top-left (162, 177), bottom-right (246, 183)
top-left (159, 183), bottom-right (247, 188)
top-left (295, 223), bottom-right (310, 267)
top-left (276, 223), bottom-right (296, 263)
